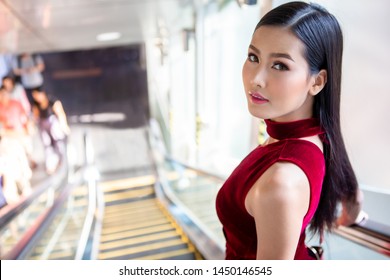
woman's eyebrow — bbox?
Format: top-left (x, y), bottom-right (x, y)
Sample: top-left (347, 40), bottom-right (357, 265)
top-left (249, 44), bottom-right (295, 62)
top-left (249, 44), bottom-right (260, 53)
top-left (270, 52), bottom-right (295, 62)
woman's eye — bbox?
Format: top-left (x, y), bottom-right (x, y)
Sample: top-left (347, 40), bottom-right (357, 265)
top-left (247, 53), bottom-right (258, 63)
top-left (272, 62), bottom-right (288, 71)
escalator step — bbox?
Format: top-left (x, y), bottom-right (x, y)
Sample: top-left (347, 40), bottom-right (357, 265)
top-left (98, 178), bottom-right (200, 260)
top-left (101, 218), bottom-right (169, 235)
top-left (99, 230), bottom-right (181, 251)
top-left (100, 224), bottom-right (176, 242)
top-left (98, 238), bottom-right (191, 260)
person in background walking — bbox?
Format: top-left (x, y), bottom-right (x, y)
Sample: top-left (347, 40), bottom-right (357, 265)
top-left (32, 87), bottom-right (70, 174)
top-left (0, 86), bottom-right (32, 201)
top-left (2, 75), bottom-right (37, 169)
top-left (12, 53), bottom-right (45, 105)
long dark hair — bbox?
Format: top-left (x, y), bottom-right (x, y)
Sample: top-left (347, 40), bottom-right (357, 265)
top-left (256, 2), bottom-right (358, 235)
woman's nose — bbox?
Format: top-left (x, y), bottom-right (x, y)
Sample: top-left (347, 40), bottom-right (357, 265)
top-left (251, 66), bottom-right (266, 88)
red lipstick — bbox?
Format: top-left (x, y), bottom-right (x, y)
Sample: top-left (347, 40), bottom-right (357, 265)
top-left (249, 91), bottom-right (269, 104)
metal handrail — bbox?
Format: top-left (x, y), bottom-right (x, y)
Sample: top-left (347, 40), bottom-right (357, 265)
top-left (0, 162), bottom-right (68, 230)
top-left (3, 172), bottom-right (82, 259)
top-left (1, 131), bottom-right (98, 260)
top-left (356, 220), bottom-right (390, 242)
top-left (147, 123), bottom-right (225, 259)
top-left (39, 191), bottom-right (76, 259)
top-left (335, 220), bottom-right (390, 257)
top-left (74, 131), bottom-right (102, 260)
top-left (166, 155), bottom-right (226, 181)
top-left (155, 175), bottom-right (225, 259)
top-left (90, 177), bottom-right (105, 260)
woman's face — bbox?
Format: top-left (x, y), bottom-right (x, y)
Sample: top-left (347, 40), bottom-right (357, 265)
top-left (242, 26), bottom-right (317, 122)
top-left (32, 90), bottom-right (46, 103)
top-left (2, 78), bottom-right (13, 91)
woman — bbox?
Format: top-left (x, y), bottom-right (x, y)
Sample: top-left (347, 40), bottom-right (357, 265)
top-left (0, 86), bottom-right (32, 201)
top-left (2, 75), bottom-right (31, 115)
top-left (2, 75), bottom-right (37, 169)
top-left (216, 1), bottom-right (364, 260)
top-left (32, 87), bottom-right (70, 174)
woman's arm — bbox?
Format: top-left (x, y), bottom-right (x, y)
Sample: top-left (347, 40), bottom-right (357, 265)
top-left (30, 61), bottom-right (45, 73)
top-left (245, 162), bottom-right (310, 259)
top-left (52, 100), bottom-right (70, 135)
top-left (13, 66), bottom-right (25, 76)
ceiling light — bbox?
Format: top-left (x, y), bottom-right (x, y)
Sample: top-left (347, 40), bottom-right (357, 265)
top-left (236, 0), bottom-right (257, 7)
top-left (96, 32), bottom-right (121, 41)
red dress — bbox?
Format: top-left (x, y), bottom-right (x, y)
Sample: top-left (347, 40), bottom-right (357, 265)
top-left (216, 118), bottom-right (325, 260)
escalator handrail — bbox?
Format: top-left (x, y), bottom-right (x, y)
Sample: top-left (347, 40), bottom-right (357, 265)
top-left (147, 125), bottom-right (224, 259)
top-left (90, 175), bottom-right (105, 260)
top-left (2, 131), bottom-right (95, 259)
top-left (153, 159), bottom-right (225, 259)
top-left (0, 162), bottom-right (68, 231)
top-left (166, 155), bottom-right (226, 181)
top-left (335, 220), bottom-right (390, 257)
top-left (3, 174), bottom-right (82, 260)
top-left (74, 131), bottom-right (103, 260)
top-left (357, 219), bottom-right (390, 242)
top-left (156, 174), bottom-right (225, 258)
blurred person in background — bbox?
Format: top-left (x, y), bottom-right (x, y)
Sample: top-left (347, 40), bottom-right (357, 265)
top-left (0, 86), bottom-right (32, 201)
top-left (0, 156), bottom-right (9, 209)
top-left (32, 87), bottom-right (70, 174)
top-left (12, 53), bottom-right (45, 105)
top-left (2, 75), bottom-right (31, 115)
top-left (0, 142), bottom-right (21, 207)
top-left (2, 75), bottom-right (37, 169)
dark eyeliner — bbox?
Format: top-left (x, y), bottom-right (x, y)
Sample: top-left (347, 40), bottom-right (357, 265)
top-left (273, 62), bottom-right (288, 70)
top-left (247, 52), bottom-right (258, 62)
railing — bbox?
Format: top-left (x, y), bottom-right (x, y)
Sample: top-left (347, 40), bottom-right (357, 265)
top-left (5, 176), bottom-right (81, 259)
top-left (0, 163), bottom-right (68, 230)
top-left (74, 132), bottom-right (104, 260)
top-left (147, 121), bottom-right (225, 259)
top-left (0, 160), bottom-right (69, 259)
top-left (0, 131), bottom-right (104, 260)
top-left (335, 220), bottom-right (390, 257)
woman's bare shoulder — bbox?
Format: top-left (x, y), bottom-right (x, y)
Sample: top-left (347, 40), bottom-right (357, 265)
top-left (245, 161), bottom-right (310, 217)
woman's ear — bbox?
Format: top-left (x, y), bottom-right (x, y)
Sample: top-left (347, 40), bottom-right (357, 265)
top-left (309, 69), bottom-right (327, 96)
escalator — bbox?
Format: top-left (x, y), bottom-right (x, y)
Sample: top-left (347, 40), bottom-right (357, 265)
top-left (0, 125), bottom-right (206, 260)
top-left (97, 175), bottom-right (201, 260)
top-left (0, 162), bottom-right (69, 260)
top-left (2, 171), bottom-right (202, 260)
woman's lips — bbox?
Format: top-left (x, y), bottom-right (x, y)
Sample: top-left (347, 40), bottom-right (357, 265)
top-left (249, 91), bottom-right (269, 104)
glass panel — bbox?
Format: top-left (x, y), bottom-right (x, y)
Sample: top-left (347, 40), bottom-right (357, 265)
top-left (22, 183), bottom-right (89, 260)
top-left (0, 184), bottom-right (63, 258)
top-left (160, 159), bottom-right (225, 247)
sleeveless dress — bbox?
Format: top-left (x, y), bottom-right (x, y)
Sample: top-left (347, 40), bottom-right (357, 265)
top-left (215, 118), bottom-right (325, 260)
